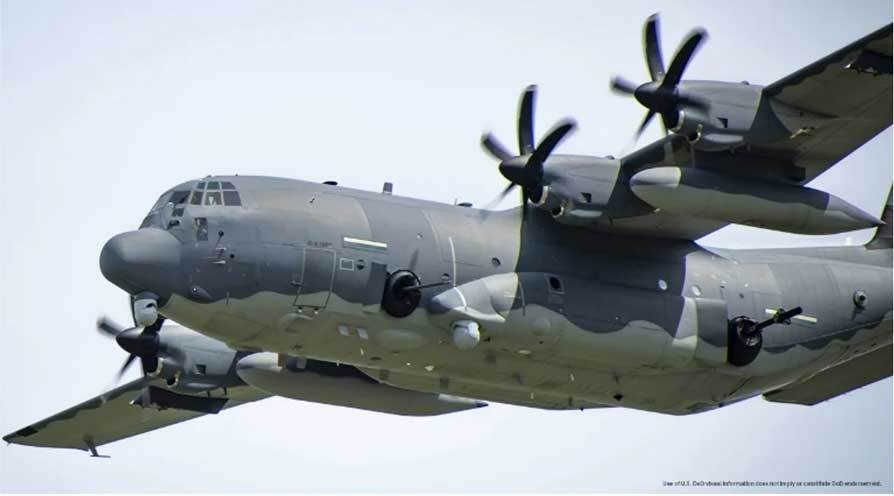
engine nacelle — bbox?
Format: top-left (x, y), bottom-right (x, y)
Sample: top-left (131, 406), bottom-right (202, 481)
top-left (152, 325), bottom-right (246, 394)
top-left (670, 110), bottom-right (747, 152)
top-left (533, 184), bottom-right (606, 226)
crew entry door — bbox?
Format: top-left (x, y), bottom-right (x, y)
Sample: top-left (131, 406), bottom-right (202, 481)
top-left (294, 248), bottom-right (335, 309)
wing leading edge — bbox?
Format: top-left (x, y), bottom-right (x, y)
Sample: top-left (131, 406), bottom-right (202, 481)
top-left (750, 23), bottom-right (893, 184)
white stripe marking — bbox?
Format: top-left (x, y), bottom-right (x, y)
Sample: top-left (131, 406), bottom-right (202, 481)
top-left (343, 237), bottom-right (387, 249)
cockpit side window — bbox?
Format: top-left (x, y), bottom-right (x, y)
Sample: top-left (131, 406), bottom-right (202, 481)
top-left (190, 191), bottom-right (203, 205)
top-left (195, 217), bottom-right (208, 241)
top-left (223, 191), bottom-right (242, 206)
top-left (151, 192), bottom-right (172, 212)
top-left (170, 190), bottom-right (191, 204)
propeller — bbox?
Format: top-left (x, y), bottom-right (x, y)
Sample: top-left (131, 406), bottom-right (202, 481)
top-left (480, 85), bottom-right (577, 213)
top-left (97, 308), bottom-right (164, 407)
top-left (610, 13), bottom-right (709, 139)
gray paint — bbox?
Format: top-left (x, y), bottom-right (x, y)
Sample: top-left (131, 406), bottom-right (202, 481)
top-left (86, 171), bottom-right (891, 417)
top-left (4, 14), bottom-right (892, 454)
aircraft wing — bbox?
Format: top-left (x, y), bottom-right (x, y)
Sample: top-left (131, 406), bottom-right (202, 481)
top-left (3, 377), bottom-right (269, 454)
top-left (753, 23), bottom-right (893, 184)
top-left (762, 344), bottom-right (892, 406)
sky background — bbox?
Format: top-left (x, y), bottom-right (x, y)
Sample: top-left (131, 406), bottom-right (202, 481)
top-left (1, 0), bottom-right (892, 492)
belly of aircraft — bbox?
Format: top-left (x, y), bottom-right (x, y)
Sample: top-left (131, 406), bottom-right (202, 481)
top-left (161, 277), bottom-right (892, 416)
top-left (161, 289), bottom-right (731, 414)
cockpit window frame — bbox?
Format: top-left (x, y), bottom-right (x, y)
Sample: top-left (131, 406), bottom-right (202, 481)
top-left (183, 179), bottom-right (244, 208)
top-left (170, 190), bottom-right (191, 205)
top-left (204, 191), bottom-right (223, 206)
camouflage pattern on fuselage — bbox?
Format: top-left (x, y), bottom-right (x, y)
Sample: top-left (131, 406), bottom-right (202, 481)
top-left (104, 175), bottom-right (892, 415)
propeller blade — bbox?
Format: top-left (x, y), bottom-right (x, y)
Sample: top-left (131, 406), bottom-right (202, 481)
top-left (517, 85), bottom-right (537, 155)
top-left (484, 182), bottom-right (517, 210)
top-left (115, 354), bottom-right (138, 381)
top-left (528, 119), bottom-right (576, 179)
top-left (644, 13), bottom-right (665, 81)
top-left (138, 386), bottom-right (151, 408)
top-left (662, 28), bottom-right (707, 88)
top-left (143, 316), bottom-right (165, 335)
top-left (141, 355), bottom-right (159, 375)
top-left (481, 133), bottom-right (513, 162)
top-left (610, 76), bottom-right (638, 96)
top-left (479, 184), bottom-right (517, 219)
top-left (97, 317), bottom-right (123, 338)
top-left (636, 110), bottom-right (657, 138)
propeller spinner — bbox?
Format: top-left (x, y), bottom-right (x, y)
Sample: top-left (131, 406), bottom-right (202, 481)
top-left (610, 13), bottom-right (709, 139)
top-left (480, 85), bottom-right (576, 211)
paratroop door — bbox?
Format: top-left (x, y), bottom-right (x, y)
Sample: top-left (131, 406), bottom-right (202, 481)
top-left (294, 248), bottom-right (335, 309)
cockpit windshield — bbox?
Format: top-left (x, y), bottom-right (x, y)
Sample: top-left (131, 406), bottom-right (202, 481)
top-left (141, 179), bottom-right (243, 229)
top-left (188, 180), bottom-right (242, 207)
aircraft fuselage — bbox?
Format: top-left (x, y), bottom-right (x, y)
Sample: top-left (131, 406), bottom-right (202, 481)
top-left (101, 175), bottom-right (893, 415)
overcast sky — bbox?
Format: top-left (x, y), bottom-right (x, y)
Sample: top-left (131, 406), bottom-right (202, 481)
top-left (1, 0), bottom-right (891, 492)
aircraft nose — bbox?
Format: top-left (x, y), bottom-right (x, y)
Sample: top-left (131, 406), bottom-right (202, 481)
top-left (100, 228), bottom-right (181, 294)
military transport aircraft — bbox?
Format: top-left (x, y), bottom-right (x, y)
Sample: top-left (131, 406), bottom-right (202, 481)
top-left (5, 15), bottom-right (892, 456)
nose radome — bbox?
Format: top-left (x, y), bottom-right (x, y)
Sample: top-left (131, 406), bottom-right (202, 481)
top-left (100, 228), bottom-right (181, 294)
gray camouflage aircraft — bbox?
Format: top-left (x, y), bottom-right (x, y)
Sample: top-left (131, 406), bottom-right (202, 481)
top-left (5, 15), bottom-right (893, 456)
